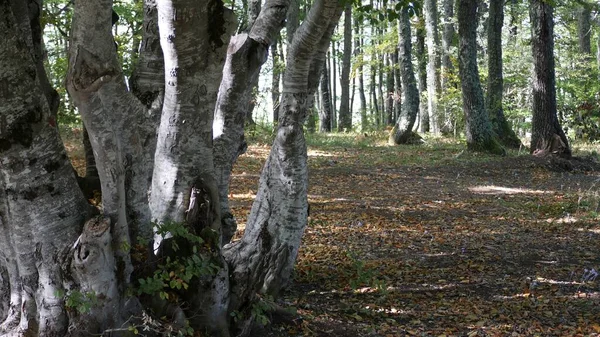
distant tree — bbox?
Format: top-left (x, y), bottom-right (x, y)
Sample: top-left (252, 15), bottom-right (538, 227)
top-left (424, 0), bottom-right (442, 134)
top-left (529, 0), bottom-right (571, 157)
top-left (486, 0), bottom-right (521, 148)
top-left (391, 6), bottom-right (420, 144)
top-left (339, 4), bottom-right (353, 131)
top-left (457, 0), bottom-right (504, 154)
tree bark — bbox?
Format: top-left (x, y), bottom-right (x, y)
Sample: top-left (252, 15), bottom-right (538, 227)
top-left (1, 2), bottom-right (90, 335)
top-left (391, 7), bottom-right (421, 145)
top-left (486, 0), bottom-right (521, 148)
top-left (319, 59), bottom-right (333, 132)
top-left (578, 6), bottom-right (591, 54)
top-left (440, 0), bottom-right (455, 133)
top-left (224, 0), bottom-right (344, 322)
top-left (529, 0), bottom-right (570, 157)
top-left (458, 0), bottom-right (504, 155)
top-left (338, 4), bottom-right (353, 131)
top-left (424, 0), bottom-right (442, 135)
top-left (416, 16), bottom-right (429, 133)
top-left (385, 54), bottom-right (395, 126)
top-left (355, 17), bottom-right (368, 131)
top-left (272, 35), bottom-right (282, 124)
top-left (213, 0), bottom-right (289, 245)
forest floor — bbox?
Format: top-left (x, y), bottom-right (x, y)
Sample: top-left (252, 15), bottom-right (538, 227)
top-left (232, 132), bottom-right (600, 337)
top-left (65, 129), bottom-right (600, 337)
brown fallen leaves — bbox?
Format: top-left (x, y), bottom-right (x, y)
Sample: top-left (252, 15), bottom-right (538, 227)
top-left (230, 138), bottom-right (600, 337)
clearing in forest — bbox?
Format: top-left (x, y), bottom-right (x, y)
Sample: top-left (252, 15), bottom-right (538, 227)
top-left (228, 133), bottom-right (600, 337)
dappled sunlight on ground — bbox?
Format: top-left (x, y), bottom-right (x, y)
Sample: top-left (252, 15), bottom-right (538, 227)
top-left (229, 141), bottom-right (600, 336)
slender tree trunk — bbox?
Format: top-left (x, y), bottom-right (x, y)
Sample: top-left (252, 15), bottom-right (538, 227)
top-left (357, 25), bottom-right (368, 131)
top-left (440, 0), bottom-right (455, 133)
top-left (529, 0), bottom-right (570, 157)
top-left (424, 0), bottom-right (442, 135)
top-left (392, 49), bottom-right (402, 123)
top-left (224, 0), bottom-right (344, 318)
top-left (578, 6), bottom-right (591, 54)
top-left (331, 42), bottom-right (337, 129)
top-left (385, 54), bottom-right (395, 126)
top-left (319, 59), bottom-right (333, 132)
top-left (458, 0), bottom-right (504, 155)
top-left (272, 35), bottom-right (282, 124)
top-left (370, 62), bottom-right (380, 127)
top-left (486, 0), bottom-right (521, 148)
top-left (338, 4), bottom-right (352, 131)
top-left (213, 0), bottom-right (289, 245)
top-left (392, 7), bottom-right (421, 145)
top-left (416, 17), bottom-right (429, 133)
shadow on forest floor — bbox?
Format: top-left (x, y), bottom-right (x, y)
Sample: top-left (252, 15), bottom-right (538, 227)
top-left (229, 137), bottom-right (600, 337)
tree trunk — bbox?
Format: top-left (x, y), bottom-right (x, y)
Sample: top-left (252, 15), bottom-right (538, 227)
top-left (384, 54), bottom-right (394, 126)
top-left (416, 16), bottom-right (429, 133)
top-left (424, 0), bottom-right (442, 135)
top-left (1, 2), bottom-right (90, 335)
top-left (529, 0), bottom-right (570, 157)
top-left (458, 0), bottom-right (504, 155)
top-left (486, 0), bottom-right (521, 148)
top-left (319, 59), bottom-right (333, 132)
top-left (272, 36), bottom-right (282, 124)
top-left (391, 6), bottom-right (421, 145)
top-left (224, 0), bottom-right (344, 322)
top-left (578, 6), bottom-right (591, 54)
top-left (331, 42), bottom-right (338, 129)
top-left (392, 49), bottom-right (402, 123)
top-left (440, 0), bottom-right (455, 133)
top-left (338, 4), bottom-right (352, 131)
top-left (213, 0), bottom-right (289, 245)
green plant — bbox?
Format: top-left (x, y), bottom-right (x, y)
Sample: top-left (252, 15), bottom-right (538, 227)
top-left (137, 221), bottom-right (221, 300)
top-left (56, 289), bottom-right (98, 314)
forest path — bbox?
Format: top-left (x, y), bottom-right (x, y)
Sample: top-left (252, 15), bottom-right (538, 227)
top-left (230, 140), bottom-right (600, 337)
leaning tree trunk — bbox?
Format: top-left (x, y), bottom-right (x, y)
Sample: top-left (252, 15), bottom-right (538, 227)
top-left (486, 0), bottom-right (521, 148)
top-left (424, 0), bottom-right (442, 135)
top-left (391, 6), bottom-right (420, 145)
top-left (223, 0), bottom-right (344, 329)
top-left (458, 0), bottom-right (504, 155)
top-left (529, 0), bottom-right (570, 157)
top-left (0, 2), bottom-right (90, 335)
top-left (338, 4), bottom-right (352, 131)
top-left (213, 0), bottom-right (290, 245)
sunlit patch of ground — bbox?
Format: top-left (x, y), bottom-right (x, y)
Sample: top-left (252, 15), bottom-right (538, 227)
top-left (230, 139), bottom-right (600, 337)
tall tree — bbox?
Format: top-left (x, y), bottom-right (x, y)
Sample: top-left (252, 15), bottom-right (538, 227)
top-left (440, 0), bottom-right (455, 132)
top-left (385, 54), bottom-right (395, 126)
top-left (577, 5), bottom-right (591, 54)
top-left (457, 0), bottom-right (504, 154)
top-left (416, 16), bottom-right (429, 132)
top-left (355, 16), bottom-right (368, 130)
top-left (319, 58), bottom-right (334, 132)
top-left (486, 0), bottom-right (521, 148)
top-left (424, 0), bottom-right (442, 134)
top-left (529, 0), bottom-right (570, 157)
top-left (391, 6), bottom-right (420, 144)
top-left (338, 4), bottom-right (353, 131)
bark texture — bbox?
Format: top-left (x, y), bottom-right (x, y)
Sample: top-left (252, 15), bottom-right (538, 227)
top-left (458, 0), bottom-right (504, 155)
top-left (529, 0), bottom-right (570, 157)
top-left (578, 6), bottom-right (591, 54)
top-left (319, 59), bottom-right (333, 132)
top-left (416, 17), bottom-right (429, 133)
top-left (424, 0), bottom-right (442, 135)
top-left (338, 4), bottom-right (352, 131)
top-left (224, 0), bottom-right (343, 325)
top-left (213, 0), bottom-right (290, 245)
top-left (391, 7), bottom-right (421, 145)
top-left (486, 0), bottom-right (521, 148)
top-left (1, 2), bottom-right (90, 335)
